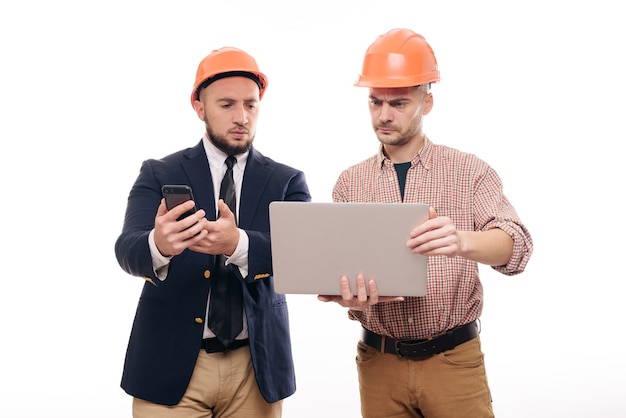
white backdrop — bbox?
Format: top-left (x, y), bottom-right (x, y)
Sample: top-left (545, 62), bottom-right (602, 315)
top-left (1, 1), bottom-right (624, 417)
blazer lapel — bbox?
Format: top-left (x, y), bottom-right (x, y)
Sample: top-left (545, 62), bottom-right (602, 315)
top-left (239, 148), bottom-right (272, 229)
top-left (181, 140), bottom-right (218, 221)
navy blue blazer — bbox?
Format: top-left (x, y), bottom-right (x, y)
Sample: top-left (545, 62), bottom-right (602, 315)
top-left (115, 141), bottom-right (311, 405)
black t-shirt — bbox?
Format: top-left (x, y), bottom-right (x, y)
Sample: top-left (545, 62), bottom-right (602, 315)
top-left (394, 162), bottom-right (411, 201)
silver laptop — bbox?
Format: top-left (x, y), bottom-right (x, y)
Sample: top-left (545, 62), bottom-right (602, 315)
top-left (269, 202), bottom-right (429, 296)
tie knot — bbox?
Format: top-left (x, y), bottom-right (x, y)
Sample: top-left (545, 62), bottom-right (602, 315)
top-left (225, 156), bottom-right (236, 170)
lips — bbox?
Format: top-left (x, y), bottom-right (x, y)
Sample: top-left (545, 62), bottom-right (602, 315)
top-left (377, 126), bottom-right (396, 134)
top-left (230, 130), bottom-right (248, 139)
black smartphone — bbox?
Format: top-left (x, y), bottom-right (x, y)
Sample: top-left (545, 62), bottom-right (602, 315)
top-left (162, 184), bottom-right (197, 221)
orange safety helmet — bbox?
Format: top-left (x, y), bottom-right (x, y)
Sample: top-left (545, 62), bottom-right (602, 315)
top-left (355, 28), bottom-right (440, 88)
top-left (190, 46), bottom-right (268, 107)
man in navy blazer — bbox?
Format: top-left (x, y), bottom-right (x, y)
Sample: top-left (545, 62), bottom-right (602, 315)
top-left (115, 47), bottom-right (311, 417)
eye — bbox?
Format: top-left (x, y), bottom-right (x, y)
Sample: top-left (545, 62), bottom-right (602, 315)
top-left (391, 101), bottom-right (408, 109)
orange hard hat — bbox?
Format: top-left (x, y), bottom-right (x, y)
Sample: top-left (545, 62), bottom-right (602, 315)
top-left (355, 28), bottom-right (440, 88)
top-left (190, 47), bottom-right (268, 107)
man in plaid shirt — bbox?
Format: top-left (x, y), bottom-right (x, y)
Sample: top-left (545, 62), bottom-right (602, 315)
top-left (319, 28), bottom-right (533, 418)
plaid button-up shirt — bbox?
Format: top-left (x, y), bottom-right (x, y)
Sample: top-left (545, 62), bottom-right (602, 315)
top-left (333, 137), bottom-right (533, 339)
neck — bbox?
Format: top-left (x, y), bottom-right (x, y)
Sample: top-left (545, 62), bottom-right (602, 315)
top-left (383, 134), bottom-right (425, 163)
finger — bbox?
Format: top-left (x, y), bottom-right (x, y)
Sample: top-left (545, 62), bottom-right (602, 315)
top-left (340, 276), bottom-right (353, 301)
top-left (428, 206), bottom-right (438, 219)
top-left (186, 220), bottom-right (208, 239)
top-left (379, 296), bottom-right (405, 303)
top-left (356, 274), bottom-right (368, 302)
top-left (157, 199), bottom-right (168, 216)
top-left (367, 279), bottom-right (379, 304)
top-left (168, 200), bottom-right (197, 220)
top-left (179, 209), bottom-right (206, 231)
top-left (410, 219), bottom-right (430, 238)
top-left (217, 199), bottom-right (234, 220)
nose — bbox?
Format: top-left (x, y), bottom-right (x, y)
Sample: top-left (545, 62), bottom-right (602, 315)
top-left (378, 103), bottom-right (393, 123)
top-left (233, 104), bottom-right (249, 125)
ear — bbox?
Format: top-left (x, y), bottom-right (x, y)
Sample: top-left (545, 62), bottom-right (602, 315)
top-left (423, 92), bottom-right (434, 115)
top-left (192, 99), bottom-right (205, 121)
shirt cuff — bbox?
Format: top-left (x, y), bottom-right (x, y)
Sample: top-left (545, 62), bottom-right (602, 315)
top-left (149, 229), bottom-right (172, 281)
top-left (224, 228), bottom-right (249, 278)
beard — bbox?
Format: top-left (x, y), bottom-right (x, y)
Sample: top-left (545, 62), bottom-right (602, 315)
top-left (205, 123), bottom-right (254, 156)
top-left (377, 132), bottom-right (411, 146)
top-left (375, 119), bottom-right (421, 147)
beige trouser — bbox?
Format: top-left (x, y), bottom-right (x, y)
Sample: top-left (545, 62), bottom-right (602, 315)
top-left (357, 336), bottom-right (495, 418)
top-left (133, 347), bottom-right (282, 418)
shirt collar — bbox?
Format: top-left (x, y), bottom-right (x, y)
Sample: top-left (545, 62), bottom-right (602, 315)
top-left (375, 136), bottom-right (433, 171)
top-left (201, 134), bottom-right (248, 170)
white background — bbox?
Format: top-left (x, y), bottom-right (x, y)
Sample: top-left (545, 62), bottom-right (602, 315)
top-left (1, 1), bottom-right (624, 417)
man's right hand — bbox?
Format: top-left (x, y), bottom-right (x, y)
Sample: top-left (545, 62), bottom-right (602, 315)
top-left (154, 199), bottom-right (208, 257)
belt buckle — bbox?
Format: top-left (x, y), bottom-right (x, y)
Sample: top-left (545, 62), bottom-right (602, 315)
top-left (395, 337), bottom-right (433, 359)
top-left (394, 340), bottom-right (403, 358)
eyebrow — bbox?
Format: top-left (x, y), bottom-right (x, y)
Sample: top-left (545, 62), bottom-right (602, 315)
top-left (216, 97), bottom-right (259, 103)
top-left (369, 95), bottom-right (411, 104)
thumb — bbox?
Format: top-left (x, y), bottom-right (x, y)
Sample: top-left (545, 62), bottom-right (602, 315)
top-left (157, 199), bottom-right (168, 216)
top-left (428, 206), bottom-right (438, 219)
top-left (217, 199), bottom-right (234, 219)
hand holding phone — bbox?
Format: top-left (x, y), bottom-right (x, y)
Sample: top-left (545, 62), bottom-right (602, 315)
top-left (162, 185), bottom-right (198, 221)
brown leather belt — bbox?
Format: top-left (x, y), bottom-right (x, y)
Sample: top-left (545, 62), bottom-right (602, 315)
top-left (361, 321), bottom-right (478, 359)
top-left (201, 338), bottom-right (249, 353)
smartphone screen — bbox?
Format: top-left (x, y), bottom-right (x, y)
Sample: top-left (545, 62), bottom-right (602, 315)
top-left (162, 185), bottom-right (197, 221)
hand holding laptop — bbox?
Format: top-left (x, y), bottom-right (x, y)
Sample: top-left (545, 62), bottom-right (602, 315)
top-left (317, 274), bottom-right (404, 310)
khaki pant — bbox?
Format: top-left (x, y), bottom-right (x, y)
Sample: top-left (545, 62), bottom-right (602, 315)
top-left (133, 347), bottom-right (282, 418)
top-left (357, 336), bottom-right (494, 418)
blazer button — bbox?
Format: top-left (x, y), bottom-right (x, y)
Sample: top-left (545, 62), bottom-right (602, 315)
top-left (195, 317), bottom-right (203, 324)
top-left (204, 270), bottom-right (211, 279)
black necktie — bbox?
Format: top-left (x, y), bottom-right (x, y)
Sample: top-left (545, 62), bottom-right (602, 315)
top-left (208, 156), bottom-right (243, 348)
